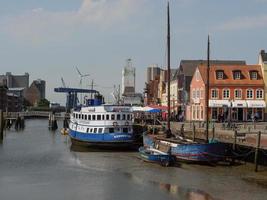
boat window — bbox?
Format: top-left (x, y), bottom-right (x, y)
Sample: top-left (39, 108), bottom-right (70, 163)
top-left (90, 128), bottom-right (93, 133)
top-left (92, 115), bottom-right (96, 120)
top-left (99, 128), bottom-right (103, 133)
top-left (109, 128), bottom-right (114, 133)
top-left (93, 128), bottom-right (97, 133)
top-left (97, 115), bottom-right (101, 120)
top-left (122, 114), bottom-right (126, 120)
top-left (102, 115), bottom-right (105, 120)
top-left (87, 128), bottom-right (90, 133)
top-left (85, 115), bottom-right (87, 120)
top-left (127, 114), bottom-right (130, 120)
top-left (111, 114), bottom-right (115, 120)
top-left (123, 128), bottom-right (128, 133)
top-left (88, 115), bottom-right (91, 120)
top-left (106, 114), bottom-right (109, 120)
top-left (115, 128), bottom-right (120, 132)
top-left (117, 114), bottom-right (121, 120)
top-left (104, 128), bottom-right (109, 133)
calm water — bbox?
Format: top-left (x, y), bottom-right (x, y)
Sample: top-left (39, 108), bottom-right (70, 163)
top-left (0, 119), bottom-right (266, 200)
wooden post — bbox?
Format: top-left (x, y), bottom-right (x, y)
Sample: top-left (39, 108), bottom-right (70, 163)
top-left (212, 124), bottom-right (215, 140)
top-left (0, 110), bottom-right (4, 141)
top-left (193, 124), bottom-right (196, 141)
top-left (254, 131), bottom-right (261, 172)
top-left (233, 130), bottom-right (237, 151)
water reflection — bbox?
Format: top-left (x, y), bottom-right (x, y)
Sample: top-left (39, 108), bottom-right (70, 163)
top-left (123, 172), bottom-right (219, 200)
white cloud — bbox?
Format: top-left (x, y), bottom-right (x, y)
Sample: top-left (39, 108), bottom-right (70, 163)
top-left (0, 0), bottom-right (142, 44)
top-left (217, 14), bottom-right (267, 31)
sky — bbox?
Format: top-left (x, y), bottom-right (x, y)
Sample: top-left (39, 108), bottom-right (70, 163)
top-left (0, 0), bottom-right (267, 104)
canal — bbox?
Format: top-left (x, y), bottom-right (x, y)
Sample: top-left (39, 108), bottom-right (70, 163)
top-left (0, 119), bottom-right (266, 200)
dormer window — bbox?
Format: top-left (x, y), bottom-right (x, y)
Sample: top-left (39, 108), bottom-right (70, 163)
top-left (250, 71), bottom-right (258, 80)
top-left (216, 70), bottom-right (224, 80)
top-left (233, 71), bottom-right (241, 80)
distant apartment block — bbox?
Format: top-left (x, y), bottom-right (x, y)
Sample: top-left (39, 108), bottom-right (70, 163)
top-left (0, 72), bottom-right (29, 88)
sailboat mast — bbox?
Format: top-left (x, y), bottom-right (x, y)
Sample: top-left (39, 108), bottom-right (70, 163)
top-left (167, 1), bottom-right (171, 133)
top-left (205, 35), bottom-right (210, 143)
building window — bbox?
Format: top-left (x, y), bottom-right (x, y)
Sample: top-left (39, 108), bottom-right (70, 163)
top-left (106, 114), bottom-right (109, 120)
top-left (256, 89), bottom-right (263, 99)
top-left (234, 89), bottom-right (242, 99)
top-left (223, 89), bottom-right (230, 99)
top-left (97, 115), bottom-right (101, 120)
top-left (216, 71), bottom-right (224, 80)
top-left (196, 89), bottom-right (200, 98)
top-left (246, 89), bottom-right (253, 99)
top-left (92, 115), bottom-right (96, 120)
top-left (250, 71), bottom-right (258, 80)
top-left (88, 115), bottom-right (91, 120)
top-left (85, 115), bottom-right (87, 120)
top-left (192, 105), bottom-right (195, 120)
top-left (211, 89), bottom-right (218, 99)
top-left (233, 71), bottom-right (241, 80)
top-left (192, 89), bottom-right (196, 99)
top-left (111, 114), bottom-right (115, 120)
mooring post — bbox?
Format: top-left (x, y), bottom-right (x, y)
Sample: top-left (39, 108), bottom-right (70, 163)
top-left (0, 110), bottom-right (4, 141)
top-left (193, 123), bottom-right (196, 141)
top-left (254, 131), bottom-right (261, 172)
top-left (212, 124), bottom-right (215, 140)
top-left (233, 130), bottom-right (237, 151)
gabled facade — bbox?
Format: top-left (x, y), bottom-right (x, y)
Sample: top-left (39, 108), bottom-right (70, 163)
top-left (177, 60), bottom-right (246, 120)
top-left (187, 64), bottom-right (265, 122)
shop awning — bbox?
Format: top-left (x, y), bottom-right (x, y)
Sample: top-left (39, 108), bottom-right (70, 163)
top-left (209, 100), bottom-right (231, 108)
top-left (232, 100), bottom-right (247, 108)
top-left (246, 100), bottom-right (266, 108)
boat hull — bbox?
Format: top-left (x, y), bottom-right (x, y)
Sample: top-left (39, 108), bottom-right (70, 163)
top-left (69, 129), bottom-right (134, 148)
top-left (139, 147), bottom-right (175, 166)
top-left (143, 133), bottom-right (227, 163)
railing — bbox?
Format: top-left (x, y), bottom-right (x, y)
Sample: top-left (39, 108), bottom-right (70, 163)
top-left (4, 111), bottom-right (67, 119)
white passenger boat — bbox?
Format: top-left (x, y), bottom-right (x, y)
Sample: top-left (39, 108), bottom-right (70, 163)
top-left (68, 105), bottom-right (134, 148)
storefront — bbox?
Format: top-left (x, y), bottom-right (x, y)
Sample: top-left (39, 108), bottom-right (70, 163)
top-left (231, 100), bottom-right (247, 121)
top-left (246, 100), bottom-right (266, 121)
top-left (209, 100), bottom-right (231, 122)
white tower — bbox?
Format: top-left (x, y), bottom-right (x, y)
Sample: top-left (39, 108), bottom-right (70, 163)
top-left (122, 58), bottom-right (135, 96)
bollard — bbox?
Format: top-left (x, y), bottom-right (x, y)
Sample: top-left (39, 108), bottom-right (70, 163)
top-left (193, 124), bottom-right (196, 142)
top-left (0, 110), bottom-right (4, 141)
top-left (254, 131), bottom-right (261, 172)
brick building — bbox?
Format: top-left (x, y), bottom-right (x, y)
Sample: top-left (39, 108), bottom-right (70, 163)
top-left (187, 64), bottom-right (265, 122)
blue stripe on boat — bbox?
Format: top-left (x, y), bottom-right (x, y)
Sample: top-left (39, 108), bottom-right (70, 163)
top-left (69, 129), bottom-right (134, 143)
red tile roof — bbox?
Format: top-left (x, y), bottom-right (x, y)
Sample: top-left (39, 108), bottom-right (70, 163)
top-left (198, 64), bottom-right (264, 86)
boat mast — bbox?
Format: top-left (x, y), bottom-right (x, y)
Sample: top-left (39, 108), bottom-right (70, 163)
top-left (205, 35), bottom-right (210, 143)
top-left (167, 1), bottom-right (171, 137)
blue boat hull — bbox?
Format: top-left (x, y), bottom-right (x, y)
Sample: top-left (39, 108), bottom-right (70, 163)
top-left (143, 134), bottom-right (227, 163)
top-left (139, 147), bottom-right (175, 166)
top-left (69, 129), bottom-right (134, 148)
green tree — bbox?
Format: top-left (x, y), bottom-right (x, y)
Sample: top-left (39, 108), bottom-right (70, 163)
top-left (37, 98), bottom-right (50, 107)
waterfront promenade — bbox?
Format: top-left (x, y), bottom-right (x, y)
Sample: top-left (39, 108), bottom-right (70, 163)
top-left (0, 119), bottom-right (267, 200)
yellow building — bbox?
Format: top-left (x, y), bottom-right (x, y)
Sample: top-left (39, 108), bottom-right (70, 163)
top-left (258, 50), bottom-right (267, 118)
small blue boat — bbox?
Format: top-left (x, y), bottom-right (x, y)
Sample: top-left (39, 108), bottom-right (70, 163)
top-left (139, 146), bottom-right (175, 167)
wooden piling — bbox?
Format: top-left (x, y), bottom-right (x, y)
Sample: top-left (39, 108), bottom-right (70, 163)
top-left (254, 131), bottom-right (261, 172)
top-left (212, 124), bottom-right (215, 140)
top-left (193, 124), bottom-right (196, 141)
top-left (233, 130), bottom-right (237, 151)
top-left (0, 110), bottom-right (4, 141)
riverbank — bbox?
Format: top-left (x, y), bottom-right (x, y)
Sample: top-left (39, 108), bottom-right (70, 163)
top-left (0, 119), bottom-right (267, 200)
